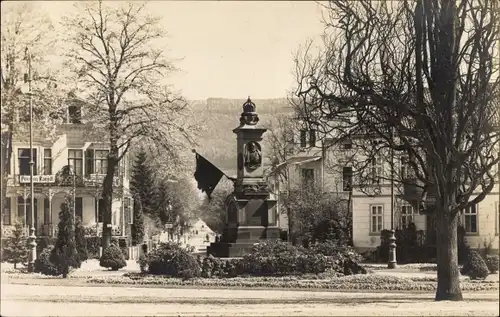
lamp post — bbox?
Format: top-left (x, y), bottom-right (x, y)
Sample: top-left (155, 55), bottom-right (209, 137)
top-left (388, 126), bottom-right (397, 269)
top-left (24, 47), bottom-right (37, 272)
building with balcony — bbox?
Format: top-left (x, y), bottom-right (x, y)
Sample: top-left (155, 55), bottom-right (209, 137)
top-left (269, 118), bottom-right (500, 254)
top-left (2, 118), bottom-right (133, 240)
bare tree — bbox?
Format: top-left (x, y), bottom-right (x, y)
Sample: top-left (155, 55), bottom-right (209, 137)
top-left (63, 1), bottom-right (199, 249)
top-left (293, 0), bottom-right (499, 301)
top-left (265, 114), bottom-right (301, 185)
top-left (1, 3), bottom-right (62, 224)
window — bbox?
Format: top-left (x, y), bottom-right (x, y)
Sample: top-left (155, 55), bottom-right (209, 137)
top-left (370, 205), bottom-right (384, 233)
top-left (343, 139), bottom-right (353, 150)
top-left (342, 166), bottom-right (353, 191)
top-left (68, 149), bottom-right (83, 176)
top-left (125, 198), bottom-right (133, 224)
top-left (17, 196), bottom-right (37, 226)
top-left (17, 196), bottom-right (27, 223)
top-left (301, 168), bottom-right (314, 188)
top-left (96, 198), bottom-right (105, 223)
top-left (400, 204), bottom-right (414, 229)
top-left (18, 148), bottom-right (37, 175)
top-left (3, 197), bottom-right (11, 225)
top-left (94, 150), bottom-right (109, 175)
top-left (43, 149), bottom-right (52, 175)
top-left (370, 156), bottom-right (383, 184)
top-left (75, 197), bottom-right (83, 220)
top-left (300, 130), bottom-right (307, 148)
top-left (68, 105), bottom-right (82, 124)
top-left (462, 204), bottom-right (478, 234)
top-left (43, 198), bottom-right (50, 224)
top-left (85, 149), bottom-right (109, 176)
top-left (85, 150), bottom-right (94, 175)
top-left (309, 129), bottom-right (316, 147)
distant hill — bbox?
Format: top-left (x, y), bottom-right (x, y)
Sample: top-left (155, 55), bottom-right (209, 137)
top-left (192, 98), bottom-right (294, 174)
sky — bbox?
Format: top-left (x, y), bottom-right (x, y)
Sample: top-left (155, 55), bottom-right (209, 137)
top-left (17, 1), bottom-right (326, 101)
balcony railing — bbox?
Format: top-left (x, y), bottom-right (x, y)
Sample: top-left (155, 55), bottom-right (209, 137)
top-left (6, 174), bottom-right (121, 187)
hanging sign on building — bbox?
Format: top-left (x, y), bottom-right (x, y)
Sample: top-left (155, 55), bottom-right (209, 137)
top-left (19, 175), bottom-right (56, 183)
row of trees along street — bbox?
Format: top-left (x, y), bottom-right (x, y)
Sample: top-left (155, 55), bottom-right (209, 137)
top-left (290, 0), bottom-right (499, 301)
top-left (1, 1), bottom-right (202, 249)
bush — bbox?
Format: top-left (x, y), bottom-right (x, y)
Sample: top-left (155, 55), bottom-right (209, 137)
top-left (240, 240), bottom-right (333, 276)
top-left (145, 242), bottom-right (201, 279)
top-left (85, 237), bottom-right (128, 260)
top-left (100, 244), bottom-right (127, 271)
top-left (485, 255), bottom-right (499, 274)
top-left (34, 246), bottom-right (60, 276)
top-left (461, 251), bottom-right (489, 280)
top-left (85, 237), bottom-right (101, 259)
top-left (75, 218), bottom-right (88, 262)
top-left (51, 199), bottom-right (81, 277)
top-left (3, 221), bottom-right (29, 269)
top-left (310, 241), bottom-right (366, 275)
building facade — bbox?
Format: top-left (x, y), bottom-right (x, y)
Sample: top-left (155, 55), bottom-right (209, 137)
top-left (270, 122), bottom-right (500, 254)
top-left (2, 120), bottom-right (133, 240)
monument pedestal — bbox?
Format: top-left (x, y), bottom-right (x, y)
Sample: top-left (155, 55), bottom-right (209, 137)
top-left (207, 98), bottom-right (281, 258)
top-left (207, 195), bottom-right (280, 257)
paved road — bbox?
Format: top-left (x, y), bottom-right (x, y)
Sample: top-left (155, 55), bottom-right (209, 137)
top-left (1, 283), bottom-right (499, 316)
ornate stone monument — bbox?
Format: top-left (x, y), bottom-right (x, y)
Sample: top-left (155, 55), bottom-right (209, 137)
top-left (207, 98), bottom-right (280, 257)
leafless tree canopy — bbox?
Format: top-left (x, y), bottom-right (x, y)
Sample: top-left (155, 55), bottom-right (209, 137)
top-left (62, 1), bottom-right (200, 248)
top-left (62, 1), bottom-right (198, 163)
top-left (293, 0), bottom-right (499, 214)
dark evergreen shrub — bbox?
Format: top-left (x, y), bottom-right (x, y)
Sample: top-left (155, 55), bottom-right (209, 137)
top-left (34, 246), bottom-right (60, 276)
top-left (485, 254), bottom-right (499, 274)
top-left (100, 244), bottom-right (127, 271)
top-left (2, 221), bottom-right (28, 269)
top-left (50, 199), bottom-right (81, 277)
top-left (461, 250), bottom-right (489, 280)
top-left (145, 242), bottom-right (201, 278)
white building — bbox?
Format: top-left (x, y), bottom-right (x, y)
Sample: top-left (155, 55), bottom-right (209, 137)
top-left (269, 121), bottom-right (500, 254)
top-left (2, 105), bottom-right (133, 240)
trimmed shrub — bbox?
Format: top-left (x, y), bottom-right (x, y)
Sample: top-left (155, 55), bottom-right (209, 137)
top-left (145, 242), bottom-right (201, 279)
top-left (100, 244), bottom-right (127, 271)
top-left (34, 246), bottom-right (60, 276)
top-left (485, 254), bottom-right (499, 274)
top-left (461, 251), bottom-right (489, 280)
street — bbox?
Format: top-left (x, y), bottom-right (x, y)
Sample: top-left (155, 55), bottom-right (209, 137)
top-left (1, 283), bottom-right (499, 316)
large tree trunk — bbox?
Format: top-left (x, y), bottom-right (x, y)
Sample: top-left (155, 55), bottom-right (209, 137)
top-left (101, 156), bottom-right (118, 250)
top-left (435, 205), bottom-right (463, 301)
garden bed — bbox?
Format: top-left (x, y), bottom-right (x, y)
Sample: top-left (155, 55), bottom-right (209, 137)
top-left (83, 272), bottom-right (498, 292)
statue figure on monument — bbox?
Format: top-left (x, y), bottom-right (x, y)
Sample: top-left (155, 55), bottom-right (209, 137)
top-left (244, 141), bottom-right (261, 170)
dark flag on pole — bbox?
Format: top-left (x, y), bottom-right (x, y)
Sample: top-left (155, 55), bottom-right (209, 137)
top-left (193, 150), bottom-right (225, 200)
